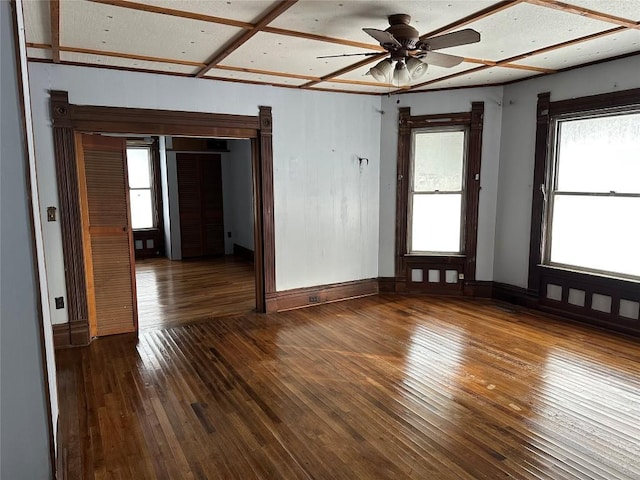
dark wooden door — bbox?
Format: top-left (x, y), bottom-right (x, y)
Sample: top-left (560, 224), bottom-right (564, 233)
top-left (177, 153), bottom-right (225, 258)
top-left (76, 134), bottom-right (138, 337)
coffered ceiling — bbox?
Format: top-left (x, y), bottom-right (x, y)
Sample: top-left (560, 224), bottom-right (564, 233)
top-left (23, 0), bottom-right (640, 94)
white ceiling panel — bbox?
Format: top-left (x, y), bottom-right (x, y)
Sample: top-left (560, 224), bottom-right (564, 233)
top-left (205, 68), bottom-right (308, 86)
top-left (513, 29), bottom-right (640, 70)
top-left (270, 0), bottom-right (501, 43)
top-left (333, 60), bottom-right (482, 84)
top-left (60, 1), bottom-right (244, 63)
top-left (309, 82), bottom-right (393, 94)
top-left (22, 0), bottom-right (50, 44)
top-left (27, 47), bottom-right (52, 60)
top-left (413, 66), bottom-right (537, 90)
top-left (60, 51), bottom-right (198, 75)
top-left (220, 32), bottom-right (376, 77)
top-left (560, 0), bottom-right (640, 21)
top-left (134, 0), bottom-right (279, 23)
top-left (441, 2), bottom-right (615, 61)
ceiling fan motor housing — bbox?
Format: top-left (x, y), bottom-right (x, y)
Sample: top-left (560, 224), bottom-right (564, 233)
top-left (386, 14), bottom-right (419, 52)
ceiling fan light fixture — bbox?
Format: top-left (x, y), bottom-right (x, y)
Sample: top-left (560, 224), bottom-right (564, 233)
top-left (406, 57), bottom-right (428, 79)
top-left (368, 58), bottom-right (393, 82)
top-left (393, 60), bottom-right (410, 85)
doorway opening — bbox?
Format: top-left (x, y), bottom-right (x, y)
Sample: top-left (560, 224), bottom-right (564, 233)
top-left (126, 136), bottom-right (257, 330)
top-left (50, 91), bottom-right (274, 346)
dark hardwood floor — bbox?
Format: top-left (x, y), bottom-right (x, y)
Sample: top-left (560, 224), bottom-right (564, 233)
top-left (135, 256), bottom-right (255, 330)
top-left (56, 295), bottom-right (640, 479)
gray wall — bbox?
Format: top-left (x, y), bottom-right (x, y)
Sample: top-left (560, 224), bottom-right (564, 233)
top-left (1, 1), bottom-right (53, 478)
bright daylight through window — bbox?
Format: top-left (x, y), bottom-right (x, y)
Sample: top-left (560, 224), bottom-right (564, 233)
top-left (127, 147), bottom-right (154, 230)
top-left (546, 111), bottom-right (640, 279)
top-left (410, 128), bottom-right (466, 253)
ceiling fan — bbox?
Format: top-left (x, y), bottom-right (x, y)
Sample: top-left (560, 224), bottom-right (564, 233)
top-left (319, 14), bottom-right (481, 84)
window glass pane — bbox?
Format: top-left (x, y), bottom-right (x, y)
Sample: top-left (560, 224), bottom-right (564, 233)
top-left (411, 194), bottom-right (462, 253)
top-left (127, 148), bottom-right (151, 188)
top-left (413, 130), bottom-right (465, 192)
top-left (549, 195), bottom-right (640, 277)
top-left (557, 113), bottom-right (640, 193)
top-left (130, 189), bottom-right (153, 229)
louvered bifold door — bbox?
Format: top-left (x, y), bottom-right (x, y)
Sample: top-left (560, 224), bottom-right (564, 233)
top-left (77, 134), bottom-right (138, 337)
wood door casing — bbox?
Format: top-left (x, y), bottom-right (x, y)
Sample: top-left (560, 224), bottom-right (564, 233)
top-left (76, 134), bottom-right (138, 337)
top-left (177, 153), bottom-right (225, 258)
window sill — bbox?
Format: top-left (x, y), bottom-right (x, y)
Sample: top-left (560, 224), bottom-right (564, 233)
top-left (540, 264), bottom-right (640, 285)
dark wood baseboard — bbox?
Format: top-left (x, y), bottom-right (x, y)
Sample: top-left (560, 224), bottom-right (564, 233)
top-left (492, 282), bottom-right (539, 309)
top-left (463, 280), bottom-right (493, 298)
top-left (52, 323), bottom-right (71, 349)
top-left (53, 321), bottom-right (90, 349)
top-left (266, 278), bottom-right (379, 312)
top-left (378, 277), bottom-right (396, 293)
top-left (233, 243), bottom-right (254, 263)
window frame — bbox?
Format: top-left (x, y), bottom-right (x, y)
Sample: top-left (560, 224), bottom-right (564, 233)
top-left (529, 89), bottom-right (640, 291)
top-left (395, 103), bottom-right (484, 293)
top-left (407, 125), bottom-right (470, 255)
top-left (543, 108), bottom-right (640, 281)
top-left (126, 139), bottom-right (162, 232)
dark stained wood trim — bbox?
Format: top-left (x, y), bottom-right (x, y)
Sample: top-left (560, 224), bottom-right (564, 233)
top-left (50, 91), bottom-right (275, 340)
top-left (233, 243), bottom-right (254, 263)
top-left (527, 92), bottom-right (551, 293)
top-left (259, 106), bottom-right (276, 310)
top-left (421, 0), bottom-right (524, 38)
top-left (395, 105), bottom-right (484, 294)
top-left (51, 91), bottom-right (91, 346)
top-left (492, 282), bottom-right (539, 309)
top-left (53, 323), bottom-right (71, 349)
top-left (464, 280), bottom-right (493, 297)
top-left (195, 0), bottom-right (298, 78)
top-left (49, 0), bottom-right (60, 63)
top-left (265, 279), bottom-right (378, 312)
top-left (378, 277), bottom-right (396, 293)
top-left (394, 107), bottom-right (411, 285)
top-left (526, 0), bottom-right (640, 28)
top-left (549, 87), bottom-right (640, 116)
top-left (263, 26), bottom-right (383, 52)
top-left (464, 102), bottom-right (484, 283)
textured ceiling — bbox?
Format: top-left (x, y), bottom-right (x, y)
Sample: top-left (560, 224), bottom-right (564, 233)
top-left (22, 0), bottom-right (640, 95)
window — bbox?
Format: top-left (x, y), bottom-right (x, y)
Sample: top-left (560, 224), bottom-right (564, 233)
top-left (126, 146), bottom-right (155, 229)
top-left (395, 104), bottom-right (484, 292)
top-left (545, 110), bottom-right (640, 279)
top-left (409, 127), bottom-right (467, 253)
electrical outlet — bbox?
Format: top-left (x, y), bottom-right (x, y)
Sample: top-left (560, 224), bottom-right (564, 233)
top-left (309, 295), bottom-right (320, 303)
top-left (55, 296), bottom-right (64, 309)
top-left (227, 231), bottom-right (232, 238)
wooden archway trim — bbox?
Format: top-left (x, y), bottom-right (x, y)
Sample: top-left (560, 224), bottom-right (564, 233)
top-left (50, 90), bottom-right (275, 346)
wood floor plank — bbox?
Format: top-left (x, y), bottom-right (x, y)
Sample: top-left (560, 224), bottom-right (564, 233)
top-left (57, 284), bottom-right (640, 479)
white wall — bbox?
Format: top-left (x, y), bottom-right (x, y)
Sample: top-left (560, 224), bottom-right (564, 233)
top-left (28, 63), bottom-right (382, 323)
top-left (494, 55), bottom-right (640, 288)
top-left (225, 139), bottom-right (254, 252)
top-left (378, 86), bottom-right (504, 281)
top-left (1, 1), bottom-right (54, 477)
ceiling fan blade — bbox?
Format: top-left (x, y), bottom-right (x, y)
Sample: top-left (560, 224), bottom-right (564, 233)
top-left (363, 28), bottom-right (401, 48)
top-left (316, 52), bottom-right (383, 59)
top-left (423, 29), bottom-right (480, 50)
top-left (419, 51), bottom-right (464, 68)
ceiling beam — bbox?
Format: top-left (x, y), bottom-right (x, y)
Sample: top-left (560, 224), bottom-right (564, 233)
top-left (88, 0), bottom-right (252, 29)
top-left (421, 0), bottom-right (524, 39)
top-left (195, 0), bottom-right (298, 78)
top-left (49, 0), bottom-right (61, 63)
top-left (407, 65), bottom-right (492, 91)
top-left (300, 54), bottom-right (387, 88)
top-left (525, 0), bottom-right (640, 29)
top-left (264, 26), bottom-right (384, 52)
